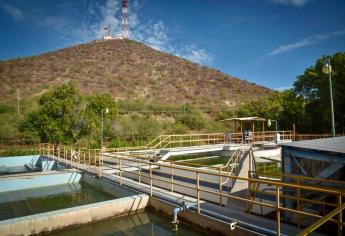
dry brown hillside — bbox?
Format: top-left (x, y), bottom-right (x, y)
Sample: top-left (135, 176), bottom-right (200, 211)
top-left (0, 39), bottom-right (271, 107)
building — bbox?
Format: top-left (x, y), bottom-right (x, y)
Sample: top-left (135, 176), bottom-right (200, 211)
top-left (281, 136), bottom-right (345, 184)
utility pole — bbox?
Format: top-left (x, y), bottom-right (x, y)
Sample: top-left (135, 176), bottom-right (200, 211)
top-left (100, 108), bottom-right (109, 149)
top-left (16, 89), bottom-right (20, 117)
top-left (322, 57), bottom-right (335, 137)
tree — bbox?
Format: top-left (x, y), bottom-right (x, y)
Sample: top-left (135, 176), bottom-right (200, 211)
top-left (83, 94), bottom-right (117, 145)
top-left (20, 83), bottom-right (83, 144)
top-left (236, 91), bottom-right (304, 131)
top-left (293, 53), bottom-right (345, 133)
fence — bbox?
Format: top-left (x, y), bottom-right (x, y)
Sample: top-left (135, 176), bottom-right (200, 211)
top-left (39, 143), bottom-right (345, 235)
top-left (294, 134), bottom-right (333, 141)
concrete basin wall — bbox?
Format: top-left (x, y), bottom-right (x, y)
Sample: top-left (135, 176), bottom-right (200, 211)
top-left (0, 155), bottom-right (40, 167)
top-left (0, 155), bottom-right (41, 174)
top-left (0, 194), bottom-right (149, 236)
top-left (149, 197), bottom-right (261, 236)
top-left (83, 173), bottom-right (137, 197)
top-left (0, 171), bottom-right (81, 192)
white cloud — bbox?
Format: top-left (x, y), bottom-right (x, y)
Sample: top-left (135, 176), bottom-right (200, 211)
top-left (94, 0), bottom-right (121, 38)
top-left (34, 0), bottom-right (213, 65)
top-left (1, 2), bottom-right (23, 20)
top-left (38, 16), bottom-right (67, 30)
top-left (122, 1), bottom-right (213, 65)
top-left (269, 0), bottom-right (312, 6)
top-left (173, 44), bottom-right (213, 65)
top-left (266, 28), bottom-right (345, 56)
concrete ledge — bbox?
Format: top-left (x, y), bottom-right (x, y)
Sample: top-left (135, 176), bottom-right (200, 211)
top-left (0, 171), bottom-right (81, 192)
top-left (0, 194), bottom-right (149, 236)
top-left (0, 155), bottom-right (40, 168)
top-left (149, 197), bottom-right (259, 236)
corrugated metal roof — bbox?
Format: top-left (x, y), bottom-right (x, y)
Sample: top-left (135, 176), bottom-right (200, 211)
top-left (281, 136), bottom-right (345, 154)
top-left (220, 117), bottom-right (266, 122)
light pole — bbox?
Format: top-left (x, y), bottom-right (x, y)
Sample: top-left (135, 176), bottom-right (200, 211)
top-left (322, 57), bottom-right (335, 137)
top-left (267, 119), bottom-right (278, 132)
top-left (100, 108), bottom-right (109, 149)
top-left (268, 119), bottom-right (278, 144)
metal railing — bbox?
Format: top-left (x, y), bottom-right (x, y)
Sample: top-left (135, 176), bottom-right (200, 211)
top-left (294, 134), bottom-right (334, 141)
top-left (39, 143), bottom-right (103, 176)
top-left (78, 131), bottom-right (333, 156)
top-left (251, 131), bottom-right (293, 144)
top-left (39, 143), bottom-right (345, 235)
top-left (297, 202), bottom-right (345, 236)
top-left (145, 133), bottom-right (228, 150)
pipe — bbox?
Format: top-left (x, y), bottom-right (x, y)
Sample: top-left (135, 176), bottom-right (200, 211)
top-left (189, 206), bottom-right (283, 236)
top-left (82, 169), bottom-right (285, 235)
top-left (171, 201), bottom-right (194, 230)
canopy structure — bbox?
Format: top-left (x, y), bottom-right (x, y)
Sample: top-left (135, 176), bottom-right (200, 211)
top-left (220, 117), bottom-right (267, 133)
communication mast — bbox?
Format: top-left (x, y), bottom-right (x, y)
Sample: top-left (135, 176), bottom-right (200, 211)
top-left (122, 0), bottom-right (129, 38)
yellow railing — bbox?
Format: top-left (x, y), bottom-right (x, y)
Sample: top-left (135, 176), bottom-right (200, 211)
top-left (294, 134), bottom-right (333, 141)
top-left (103, 153), bottom-right (345, 235)
top-left (297, 202), bottom-right (345, 236)
top-left (144, 133), bottom-right (228, 150)
top-left (251, 131), bottom-right (293, 144)
top-left (93, 131), bottom-right (332, 154)
top-left (39, 143), bottom-right (103, 176)
top-left (39, 143), bottom-right (345, 235)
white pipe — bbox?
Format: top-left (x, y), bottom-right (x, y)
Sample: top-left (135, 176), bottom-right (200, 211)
top-left (172, 201), bottom-right (193, 222)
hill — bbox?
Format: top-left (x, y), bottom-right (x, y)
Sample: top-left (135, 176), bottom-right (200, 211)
top-left (0, 39), bottom-right (271, 108)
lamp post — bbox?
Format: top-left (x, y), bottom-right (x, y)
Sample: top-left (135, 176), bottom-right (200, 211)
top-left (268, 119), bottom-right (278, 144)
top-left (322, 57), bottom-right (335, 137)
top-left (267, 119), bottom-right (278, 132)
top-left (100, 108), bottom-right (109, 149)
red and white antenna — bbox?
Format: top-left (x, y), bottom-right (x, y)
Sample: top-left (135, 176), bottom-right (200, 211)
top-left (122, 0), bottom-right (129, 38)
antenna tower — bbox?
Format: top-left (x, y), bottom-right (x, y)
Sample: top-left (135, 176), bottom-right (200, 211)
top-left (122, 0), bottom-right (129, 38)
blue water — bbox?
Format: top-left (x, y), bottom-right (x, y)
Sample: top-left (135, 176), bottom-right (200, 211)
top-left (47, 208), bottom-right (208, 236)
top-left (0, 182), bottom-right (116, 221)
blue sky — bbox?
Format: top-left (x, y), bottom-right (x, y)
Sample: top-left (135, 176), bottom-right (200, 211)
top-left (0, 0), bottom-right (344, 90)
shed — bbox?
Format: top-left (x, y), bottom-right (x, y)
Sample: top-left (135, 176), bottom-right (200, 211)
top-left (281, 136), bottom-right (345, 181)
top-left (221, 117), bottom-right (266, 133)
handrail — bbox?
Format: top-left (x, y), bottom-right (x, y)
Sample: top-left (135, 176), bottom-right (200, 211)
top-left (145, 135), bottom-right (163, 148)
top-left (250, 171), bottom-right (345, 187)
top-left (296, 203), bottom-right (345, 236)
top-left (39, 143), bottom-right (345, 235)
top-left (144, 133), bottom-right (228, 151)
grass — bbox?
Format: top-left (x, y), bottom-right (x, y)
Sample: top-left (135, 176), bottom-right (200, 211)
top-left (169, 154), bottom-right (230, 167)
top-left (256, 162), bottom-right (282, 174)
top-left (0, 146), bottom-right (38, 157)
top-left (183, 156), bottom-right (229, 166)
top-left (168, 154), bottom-right (209, 162)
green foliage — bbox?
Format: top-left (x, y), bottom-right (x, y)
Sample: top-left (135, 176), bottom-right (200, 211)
top-left (136, 116), bottom-right (162, 136)
top-left (216, 109), bottom-right (233, 121)
top-left (83, 94), bottom-right (117, 143)
top-left (293, 52), bottom-right (345, 133)
top-left (166, 122), bottom-right (189, 134)
top-left (14, 52), bottom-right (345, 147)
top-left (0, 147), bottom-right (37, 157)
top-left (110, 115), bottom-right (162, 137)
top-left (237, 90), bottom-right (304, 130)
top-left (20, 83), bottom-right (83, 144)
top-left (0, 103), bottom-right (14, 114)
top-left (235, 52), bottom-right (345, 133)
top-left (0, 113), bottom-right (23, 140)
